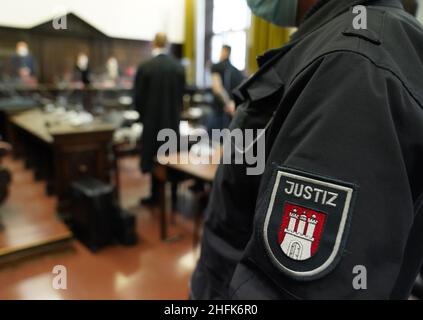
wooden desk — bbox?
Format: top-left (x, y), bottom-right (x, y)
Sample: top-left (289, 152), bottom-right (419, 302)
top-left (9, 108), bottom-right (115, 214)
top-left (154, 151), bottom-right (219, 242)
top-left (11, 108), bottom-right (115, 142)
top-left (0, 102), bottom-right (37, 142)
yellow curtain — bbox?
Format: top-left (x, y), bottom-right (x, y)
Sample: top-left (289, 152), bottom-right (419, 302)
top-left (184, 0), bottom-right (196, 85)
top-left (248, 15), bottom-right (295, 74)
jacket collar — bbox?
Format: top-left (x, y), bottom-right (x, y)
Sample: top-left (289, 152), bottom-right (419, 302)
top-left (152, 48), bottom-right (168, 57)
top-left (291, 0), bottom-right (404, 42)
top-left (246, 0), bottom-right (404, 101)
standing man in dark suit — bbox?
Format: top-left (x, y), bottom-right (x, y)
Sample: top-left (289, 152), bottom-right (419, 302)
top-left (133, 32), bottom-right (186, 205)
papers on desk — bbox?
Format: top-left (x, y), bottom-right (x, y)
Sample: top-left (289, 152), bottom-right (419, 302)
top-left (186, 107), bottom-right (203, 118)
top-left (119, 96), bottom-right (133, 106)
top-left (68, 111), bottom-right (94, 126)
top-left (113, 123), bottom-right (143, 147)
top-left (43, 106), bottom-right (94, 127)
top-left (122, 110), bottom-right (139, 121)
top-left (179, 121), bottom-right (208, 138)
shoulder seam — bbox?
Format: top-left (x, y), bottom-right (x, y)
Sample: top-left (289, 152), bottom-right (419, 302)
top-left (288, 50), bottom-right (423, 110)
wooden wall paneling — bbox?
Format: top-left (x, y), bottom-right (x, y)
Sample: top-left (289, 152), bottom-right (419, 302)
top-left (38, 35), bottom-right (92, 83)
top-left (0, 13), bottom-right (183, 84)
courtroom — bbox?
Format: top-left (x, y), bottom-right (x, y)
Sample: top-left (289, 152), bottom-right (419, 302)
top-left (0, 0), bottom-right (422, 303)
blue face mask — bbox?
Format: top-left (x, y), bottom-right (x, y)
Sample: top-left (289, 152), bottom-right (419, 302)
top-left (247, 0), bottom-right (298, 27)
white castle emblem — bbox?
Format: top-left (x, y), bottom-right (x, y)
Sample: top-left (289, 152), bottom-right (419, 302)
top-left (280, 208), bottom-right (318, 261)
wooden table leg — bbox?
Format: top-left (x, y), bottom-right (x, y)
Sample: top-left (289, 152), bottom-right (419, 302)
top-left (112, 144), bottom-right (121, 204)
top-left (155, 165), bottom-right (182, 242)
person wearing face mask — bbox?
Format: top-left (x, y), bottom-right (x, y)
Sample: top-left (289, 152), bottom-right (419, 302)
top-left (104, 57), bottom-right (120, 84)
top-left (11, 41), bottom-right (36, 82)
top-left (74, 53), bottom-right (91, 86)
top-left (191, 0), bottom-right (423, 300)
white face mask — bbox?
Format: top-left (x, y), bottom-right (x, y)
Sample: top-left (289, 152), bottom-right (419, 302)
top-left (247, 0), bottom-right (298, 27)
top-left (17, 46), bottom-right (29, 57)
top-left (107, 58), bottom-right (118, 70)
top-left (107, 58), bottom-right (119, 78)
top-left (77, 55), bottom-right (89, 70)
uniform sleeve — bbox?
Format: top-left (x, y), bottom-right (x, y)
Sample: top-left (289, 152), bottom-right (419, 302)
top-left (229, 52), bottom-right (423, 299)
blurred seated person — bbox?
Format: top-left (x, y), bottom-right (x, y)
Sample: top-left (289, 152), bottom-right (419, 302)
top-left (74, 53), bottom-right (91, 87)
top-left (106, 57), bottom-right (120, 84)
top-left (206, 45), bottom-right (245, 134)
top-left (101, 57), bottom-right (122, 88)
top-left (11, 41), bottom-right (37, 86)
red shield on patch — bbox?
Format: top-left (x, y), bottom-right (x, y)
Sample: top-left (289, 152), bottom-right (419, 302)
top-left (278, 203), bottom-right (327, 261)
top-left (264, 168), bottom-right (356, 280)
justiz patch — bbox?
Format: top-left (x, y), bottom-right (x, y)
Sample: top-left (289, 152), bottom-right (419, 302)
top-left (263, 167), bottom-right (356, 281)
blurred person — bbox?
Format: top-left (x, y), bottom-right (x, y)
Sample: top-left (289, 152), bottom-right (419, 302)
top-left (191, 0), bottom-right (423, 300)
top-left (207, 45), bottom-right (245, 134)
top-left (105, 56), bottom-right (120, 83)
top-left (11, 41), bottom-right (37, 83)
top-left (74, 53), bottom-right (91, 86)
top-left (133, 32), bottom-right (185, 205)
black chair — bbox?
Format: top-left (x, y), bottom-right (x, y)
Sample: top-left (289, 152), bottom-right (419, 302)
top-left (70, 177), bottom-right (137, 252)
